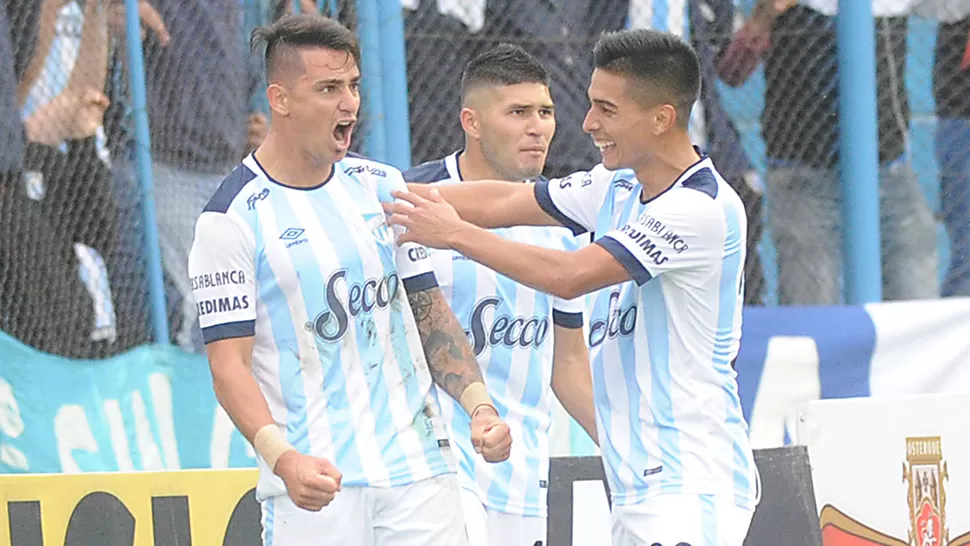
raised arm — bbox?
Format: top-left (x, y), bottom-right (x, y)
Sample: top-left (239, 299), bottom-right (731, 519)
top-left (406, 180), bottom-right (558, 229)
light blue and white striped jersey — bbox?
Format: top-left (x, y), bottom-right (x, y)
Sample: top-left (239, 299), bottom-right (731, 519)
top-left (188, 153), bottom-right (455, 502)
top-left (534, 154), bottom-right (758, 510)
top-left (404, 152), bottom-right (586, 517)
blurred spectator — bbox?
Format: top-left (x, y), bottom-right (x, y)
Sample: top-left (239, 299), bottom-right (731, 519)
top-left (719, 0), bottom-right (939, 305)
top-left (927, 6), bottom-right (970, 296)
top-left (690, 0), bottom-right (767, 305)
top-left (3, 0), bottom-right (133, 357)
top-left (140, 0), bottom-right (265, 351)
top-left (403, 1), bottom-right (482, 167)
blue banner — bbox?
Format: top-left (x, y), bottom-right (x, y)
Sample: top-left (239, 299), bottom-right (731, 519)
top-left (0, 332), bottom-right (254, 473)
top-left (4, 298), bottom-right (970, 473)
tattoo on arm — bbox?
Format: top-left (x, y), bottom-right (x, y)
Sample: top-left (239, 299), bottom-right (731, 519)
top-left (408, 287), bottom-right (483, 401)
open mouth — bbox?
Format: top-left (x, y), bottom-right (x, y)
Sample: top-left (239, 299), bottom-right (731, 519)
top-left (333, 120), bottom-right (355, 148)
top-left (594, 141), bottom-right (616, 154)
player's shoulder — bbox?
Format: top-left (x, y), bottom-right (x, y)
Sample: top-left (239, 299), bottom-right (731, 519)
top-left (338, 151), bottom-right (401, 181)
top-left (202, 161), bottom-right (262, 217)
top-left (402, 155), bottom-right (452, 184)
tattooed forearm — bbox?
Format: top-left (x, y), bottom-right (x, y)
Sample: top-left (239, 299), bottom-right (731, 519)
top-left (408, 287), bottom-right (484, 401)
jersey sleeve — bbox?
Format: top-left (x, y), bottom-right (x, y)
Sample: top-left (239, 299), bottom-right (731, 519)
top-left (533, 165), bottom-right (614, 236)
top-left (188, 211), bottom-right (257, 343)
top-left (378, 168), bottom-right (440, 294)
top-left (551, 232), bottom-right (587, 328)
top-left (594, 190), bottom-right (726, 286)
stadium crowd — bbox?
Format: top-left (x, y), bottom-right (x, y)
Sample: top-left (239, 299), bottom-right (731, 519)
top-left (0, 0), bottom-right (968, 360)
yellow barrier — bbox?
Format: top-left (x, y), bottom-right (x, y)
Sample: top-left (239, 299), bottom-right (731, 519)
top-left (0, 469), bottom-right (259, 545)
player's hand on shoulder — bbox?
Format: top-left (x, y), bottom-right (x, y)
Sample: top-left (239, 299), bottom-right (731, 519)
top-left (469, 405), bottom-right (512, 463)
top-left (274, 451), bottom-right (343, 511)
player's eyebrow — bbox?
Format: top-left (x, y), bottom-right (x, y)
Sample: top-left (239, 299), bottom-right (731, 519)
top-left (591, 98), bottom-right (618, 110)
top-left (314, 77), bottom-right (357, 87)
top-left (508, 102), bottom-right (555, 110)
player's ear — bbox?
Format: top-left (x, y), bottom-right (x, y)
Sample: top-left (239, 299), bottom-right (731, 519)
top-left (653, 103), bottom-right (677, 136)
top-left (268, 83), bottom-right (289, 116)
top-left (460, 107), bottom-right (481, 140)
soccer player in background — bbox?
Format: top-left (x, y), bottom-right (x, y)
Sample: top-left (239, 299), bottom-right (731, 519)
top-left (386, 29), bottom-right (759, 546)
top-left (187, 14), bottom-right (512, 545)
top-left (403, 44), bottom-right (598, 546)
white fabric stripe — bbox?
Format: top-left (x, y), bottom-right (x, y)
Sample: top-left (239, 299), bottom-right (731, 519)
top-left (329, 176), bottom-right (434, 481)
top-left (250, 177), bottom-right (336, 465)
top-left (502, 266), bottom-right (537, 511)
top-left (285, 178), bottom-right (391, 485)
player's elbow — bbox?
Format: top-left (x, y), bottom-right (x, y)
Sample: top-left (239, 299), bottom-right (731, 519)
top-left (548, 271), bottom-right (587, 301)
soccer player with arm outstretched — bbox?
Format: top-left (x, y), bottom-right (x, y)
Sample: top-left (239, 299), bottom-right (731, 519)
top-left (387, 29), bottom-right (759, 546)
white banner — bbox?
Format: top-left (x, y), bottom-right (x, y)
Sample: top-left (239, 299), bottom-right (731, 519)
top-left (797, 394), bottom-right (970, 546)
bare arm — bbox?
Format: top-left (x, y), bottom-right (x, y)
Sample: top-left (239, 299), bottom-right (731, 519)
top-left (406, 181), bottom-right (558, 229)
top-left (551, 325), bottom-right (598, 445)
top-left (407, 285), bottom-right (486, 403)
top-left (407, 284), bottom-right (513, 462)
top-left (206, 336), bottom-right (276, 444)
top-left (446, 225), bottom-right (631, 301)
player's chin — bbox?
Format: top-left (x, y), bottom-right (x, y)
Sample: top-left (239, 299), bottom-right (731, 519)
top-left (599, 151), bottom-right (622, 171)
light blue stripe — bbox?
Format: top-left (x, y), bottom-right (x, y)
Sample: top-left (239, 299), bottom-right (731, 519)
top-left (620, 291), bottom-right (650, 503)
top-left (262, 498), bottom-right (275, 546)
top-left (338, 174), bottom-right (410, 484)
top-left (447, 246), bottom-right (479, 460)
top-left (717, 202), bottom-right (753, 506)
top-left (643, 279), bottom-right (681, 495)
top-left (485, 266), bottom-right (519, 511)
top-left (591, 181), bottom-right (625, 496)
top-left (371, 177), bottom-right (452, 482)
top-left (652, 0), bottom-right (668, 31)
top-left (700, 494), bottom-right (718, 546)
top-left (519, 251), bottom-right (553, 512)
top-left (296, 178), bottom-right (368, 481)
top-left (258, 187), bottom-right (311, 456)
top-left (590, 289), bottom-right (626, 497)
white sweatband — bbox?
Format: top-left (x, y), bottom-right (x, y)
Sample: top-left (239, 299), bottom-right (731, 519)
top-left (253, 424), bottom-right (295, 471)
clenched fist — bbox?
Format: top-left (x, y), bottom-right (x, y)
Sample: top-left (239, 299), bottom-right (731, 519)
top-left (274, 451), bottom-right (342, 511)
top-left (469, 405), bottom-right (512, 463)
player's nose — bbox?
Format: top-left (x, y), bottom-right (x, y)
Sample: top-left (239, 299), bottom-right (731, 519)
top-left (582, 109), bottom-right (598, 133)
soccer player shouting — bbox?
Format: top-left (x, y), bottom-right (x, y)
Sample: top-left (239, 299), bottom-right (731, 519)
top-left (188, 14), bottom-right (511, 546)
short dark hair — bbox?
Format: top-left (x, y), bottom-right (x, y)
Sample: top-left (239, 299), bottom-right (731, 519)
top-left (593, 29), bottom-right (701, 128)
top-left (251, 14), bottom-right (361, 82)
top-left (460, 44), bottom-right (549, 102)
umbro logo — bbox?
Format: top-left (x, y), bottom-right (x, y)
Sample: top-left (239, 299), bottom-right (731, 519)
top-left (280, 228), bottom-right (308, 248)
top-left (280, 228), bottom-right (305, 240)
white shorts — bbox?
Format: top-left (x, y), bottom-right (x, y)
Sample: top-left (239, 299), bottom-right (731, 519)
top-left (610, 494), bottom-right (753, 546)
top-left (459, 487), bottom-right (546, 546)
top-left (260, 473), bottom-right (467, 546)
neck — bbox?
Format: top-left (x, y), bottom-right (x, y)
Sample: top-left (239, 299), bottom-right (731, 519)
top-left (458, 143), bottom-right (510, 182)
top-left (634, 133), bottom-right (700, 202)
top-left (254, 129), bottom-right (334, 188)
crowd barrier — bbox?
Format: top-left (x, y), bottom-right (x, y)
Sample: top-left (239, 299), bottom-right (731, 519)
top-left (8, 393), bottom-right (966, 545)
top-left (0, 447), bottom-right (820, 546)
